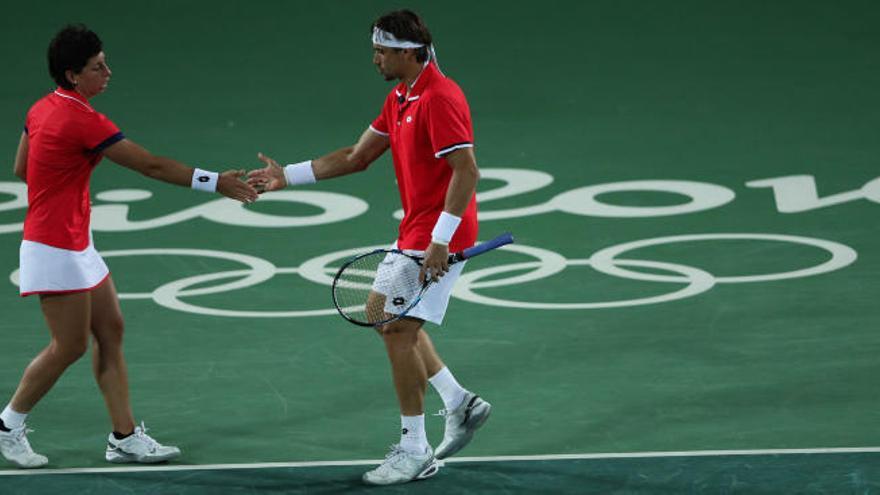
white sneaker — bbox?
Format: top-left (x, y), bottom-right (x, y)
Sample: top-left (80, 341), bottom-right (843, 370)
top-left (362, 444), bottom-right (439, 485)
top-left (0, 425), bottom-right (48, 468)
top-left (105, 422), bottom-right (181, 464)
top-left (434, 393), bottom-right (492, 460)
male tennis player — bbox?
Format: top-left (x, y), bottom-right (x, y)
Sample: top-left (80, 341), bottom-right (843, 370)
top-left (248, 9), bottom-right (491, 486)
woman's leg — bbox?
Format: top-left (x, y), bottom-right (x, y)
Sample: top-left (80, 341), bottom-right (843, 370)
top-left (88, 277), bottom-right (135, 435)
top-left (8, 291), bottom-right (91, 413)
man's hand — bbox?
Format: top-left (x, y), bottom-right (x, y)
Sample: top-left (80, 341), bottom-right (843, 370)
top-left (247, 152), bottom-right (287, 193)
top-left (420, 242), bottom-right (450, 284)
top-left (217, 169), bottom-right (259, 203)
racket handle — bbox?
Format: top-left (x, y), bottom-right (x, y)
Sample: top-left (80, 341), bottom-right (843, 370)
top-left (449, 232), bottom-right (514, 263)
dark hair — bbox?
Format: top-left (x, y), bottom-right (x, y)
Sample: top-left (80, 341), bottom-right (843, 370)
top-left (372, 10), bottom-right (432, 63)
top-left (48, 24), bottom-right (103, 89)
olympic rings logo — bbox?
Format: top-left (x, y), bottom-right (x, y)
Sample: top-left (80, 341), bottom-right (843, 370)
top-left (8, 233), bottom-right (856, 317)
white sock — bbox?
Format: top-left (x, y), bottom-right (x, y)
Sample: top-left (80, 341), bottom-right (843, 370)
top-left (1, 405), bottom-right (27, 430)
top-left (429, 367), bottom-right (468, 411)
top-left (399, 414), bottom-right (429, 454)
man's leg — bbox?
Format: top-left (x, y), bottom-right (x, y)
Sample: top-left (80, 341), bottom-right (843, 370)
top-left (417, 327), bottom-right (492, 460)
top-left (362, 317), bottom-right (438, 485)
top-left (416, 328), bottom-right (443, 377)
top-left (417, 329), bottom-right (467, 409)
top-left (381, 317), bottom-right (428, 427)
top-left (376, 256), bottom-right (492, 461)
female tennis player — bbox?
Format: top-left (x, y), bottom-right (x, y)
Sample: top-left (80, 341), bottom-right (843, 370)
top-left (0, 24), bottom-right (258, 468)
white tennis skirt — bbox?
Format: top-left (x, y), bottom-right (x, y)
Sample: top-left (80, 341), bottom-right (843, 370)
top-left (371, 242), bottom-right (465, 325)
top-left (18, 239), bottom-right (110, 296)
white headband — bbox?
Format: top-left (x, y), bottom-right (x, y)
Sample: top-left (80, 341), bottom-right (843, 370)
top-left (371, 26), bottom-right (442, 74)
top-left (371, 27), bottom-right (425, 49)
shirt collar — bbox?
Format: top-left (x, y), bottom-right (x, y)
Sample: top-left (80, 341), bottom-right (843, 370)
top-left (395, 62), bottom-right (439, 103)
top-left (53, 87), bottom-right (93, 110)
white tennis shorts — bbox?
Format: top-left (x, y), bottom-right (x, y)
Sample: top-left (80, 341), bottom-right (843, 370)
top-left (371, 243), bottom-right (466, 325)
top-left (18, 239), bottom-right (110, 296)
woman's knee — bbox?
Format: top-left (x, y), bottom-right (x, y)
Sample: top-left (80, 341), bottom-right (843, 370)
top-left (93, 316), bottom-right (125, 347)
top-left (49, 338), bottom-right (89, 364)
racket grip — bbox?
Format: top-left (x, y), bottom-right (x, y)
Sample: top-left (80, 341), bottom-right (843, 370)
top-left (449, 232), bottom-right (514, 263)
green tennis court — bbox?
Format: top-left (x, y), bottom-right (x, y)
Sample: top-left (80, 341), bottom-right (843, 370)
top-left (1, 1), bottom-right (878, 493)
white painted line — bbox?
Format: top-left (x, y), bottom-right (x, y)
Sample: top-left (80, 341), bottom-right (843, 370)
top-left (449, 446), bottom-right (880, 463)
top-left (1, 446), bottom-right (878, 476)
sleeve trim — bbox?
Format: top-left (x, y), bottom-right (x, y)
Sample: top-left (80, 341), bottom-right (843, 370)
top-left (89, 132), bottom-right (125, 154)
top-left (368, 125), bottom-right (389, 137)
top-left (434, 142), bottom-right (473, 158)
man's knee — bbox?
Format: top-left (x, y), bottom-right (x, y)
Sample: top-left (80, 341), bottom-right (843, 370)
top-left (380, 319), bottom-right (422, 347)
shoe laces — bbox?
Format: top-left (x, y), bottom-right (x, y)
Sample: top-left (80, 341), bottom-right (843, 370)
top-left (434, 396), bottom-right (472, 418)
top-left (384, 444), bottom-right (405, 460)
top-left (380, 444), bottom-right (421, 469)
top-left (133, 422), bottom-right (161, 451)
top-left (9, 427), bottom-right (36, 452)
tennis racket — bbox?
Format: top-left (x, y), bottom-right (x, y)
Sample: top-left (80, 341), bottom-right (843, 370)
top-left (332, 232), bottom-right (514, 327)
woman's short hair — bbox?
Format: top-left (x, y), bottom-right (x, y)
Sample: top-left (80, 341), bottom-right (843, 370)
top-left (48, 24), bottom-right (103, 89)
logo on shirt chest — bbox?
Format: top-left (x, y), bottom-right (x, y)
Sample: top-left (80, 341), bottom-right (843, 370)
top-left (396, 100), bottom-right (420, 128)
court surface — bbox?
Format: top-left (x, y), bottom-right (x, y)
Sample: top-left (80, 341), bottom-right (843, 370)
top-left (1, 1), bottom-right (878, 493)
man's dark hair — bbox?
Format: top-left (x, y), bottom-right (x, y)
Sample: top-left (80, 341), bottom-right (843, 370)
top-left (48, 24), bottom-right (103, 89)
top-left (372, 10), bottom-right (432, 63)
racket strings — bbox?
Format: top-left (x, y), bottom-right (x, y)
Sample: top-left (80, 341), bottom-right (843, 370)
top-left (333, 251), bottom-right (426, 326)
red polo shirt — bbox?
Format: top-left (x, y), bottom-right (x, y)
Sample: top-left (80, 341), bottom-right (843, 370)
top-left (23, 88), bottom-right (124, 250)
top-left (370, 63), bottom-right (478, 252)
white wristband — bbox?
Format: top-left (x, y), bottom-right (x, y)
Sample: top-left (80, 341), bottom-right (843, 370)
top-left (191, 168), bottom-right (218, 192)
top-left (283, 160), bottom-right (316, 186)
top-left (431, 211), bottom-right (461, 245)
